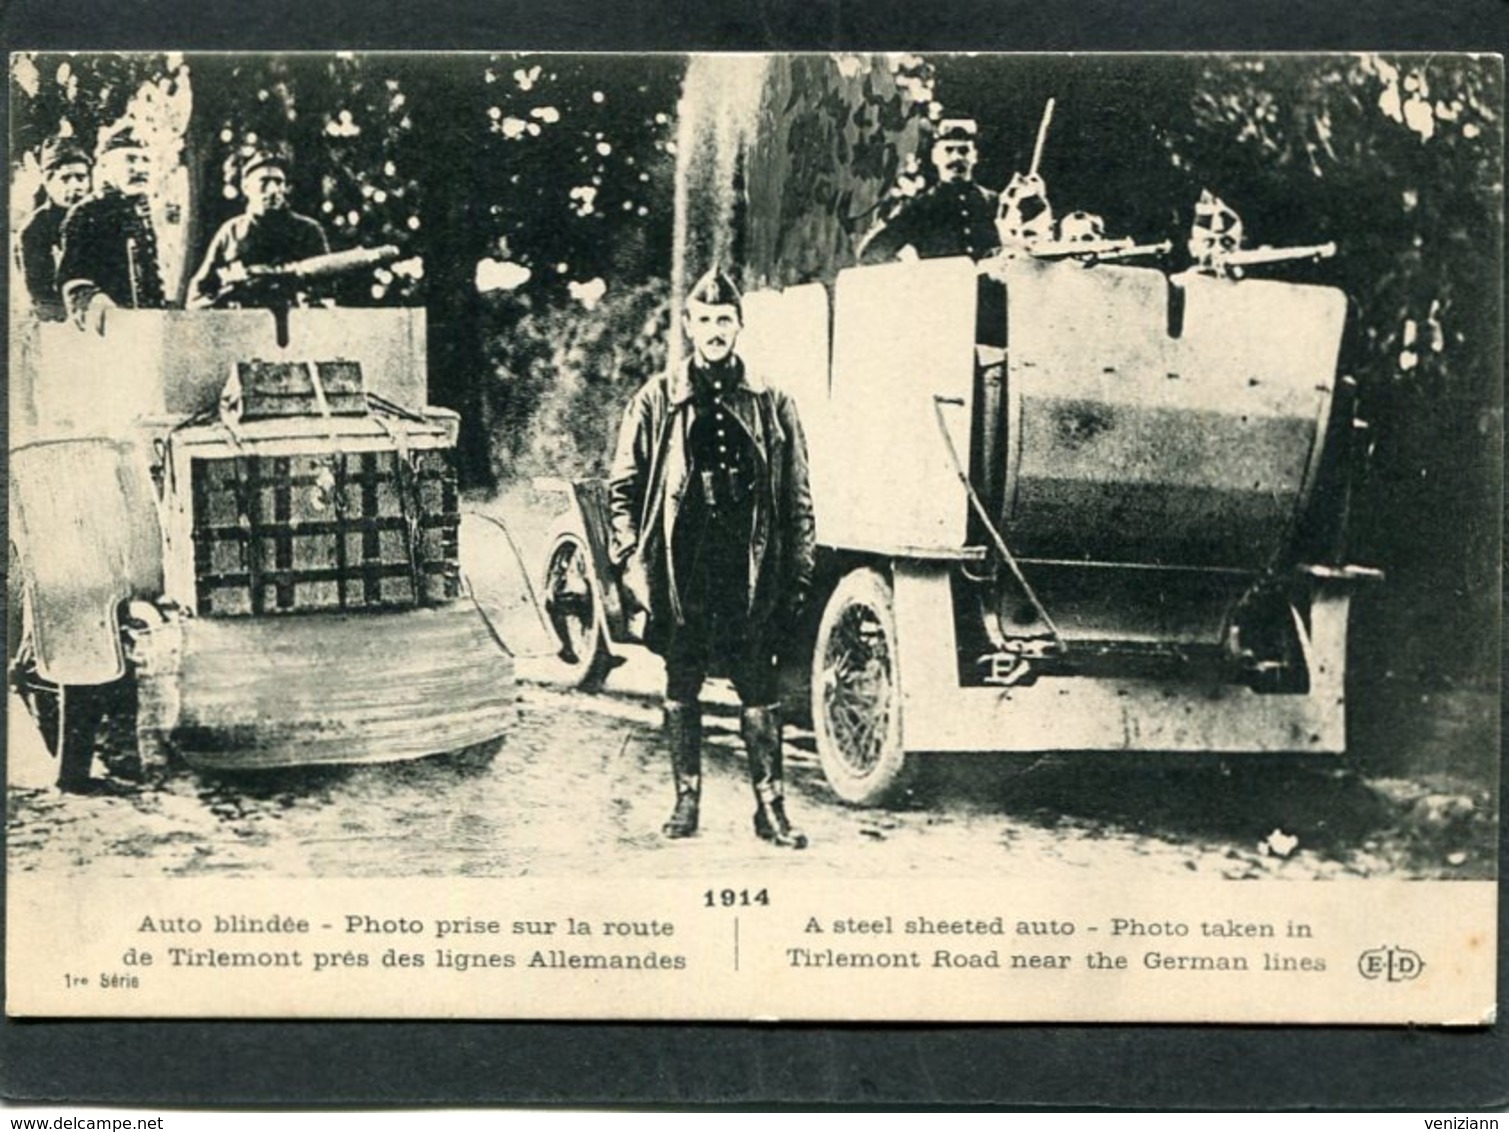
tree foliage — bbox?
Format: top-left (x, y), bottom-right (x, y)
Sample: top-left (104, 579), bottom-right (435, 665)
top-left (482, 278), bottom-right (670, 481)
top-left (1158, 54), bottom-right (1502, 686)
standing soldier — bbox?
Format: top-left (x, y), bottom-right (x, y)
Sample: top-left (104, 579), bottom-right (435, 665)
top-left (858, 116), bottom-right (1002, 263)
top-left (15, 136), bottom-right (93, 321)
top-left (608, 268), bottom-right (816, 849)
top-left (56, 123), bottom-right (166, 331)
top-left (186, 145), bottom-right (330, 309)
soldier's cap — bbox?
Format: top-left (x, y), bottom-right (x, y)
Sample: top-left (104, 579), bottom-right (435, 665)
top-left (240, 146), bottom-right (290, 182)
top-left (40, 136), bottom-right (92, 173)
top-left (934, 117), bottom-right (979, 143)
top-left (685, 266), bottom-right (742, 317)
top-left (97, 122), bottom-right (148, 156)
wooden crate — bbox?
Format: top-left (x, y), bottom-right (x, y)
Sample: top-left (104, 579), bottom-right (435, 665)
top-left (234, 359), bottom-right (368, 419)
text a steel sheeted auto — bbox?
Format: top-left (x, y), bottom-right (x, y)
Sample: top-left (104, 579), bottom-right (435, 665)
top-left (7, 299), bottom-right (545, 783)
top-left (540, 247), bottom-right (1381, 805)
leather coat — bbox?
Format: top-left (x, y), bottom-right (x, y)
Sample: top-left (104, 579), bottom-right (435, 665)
top-left (608, 355), bottom-right (816, 654)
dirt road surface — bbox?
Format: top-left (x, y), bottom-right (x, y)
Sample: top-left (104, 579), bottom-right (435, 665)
top-left (6, 632), bottom-right (1494, 881)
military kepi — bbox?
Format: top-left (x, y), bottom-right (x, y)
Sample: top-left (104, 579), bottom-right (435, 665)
top-left (41, 136), bottom-right (92, 172)
top-left (935, 117), bottom-right (979, 141)
top-left (97, 122), bottom-right (147, 155)
top-left (686, 265), bottom-right (742, 317)
top-left (240, 146), bottom-right (289, 181)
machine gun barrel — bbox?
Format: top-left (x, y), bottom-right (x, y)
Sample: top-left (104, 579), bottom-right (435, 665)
top-left (1029, 238), bottom-right (1172, 262)
top-left (1211, 241), bottom-right (1337, 270)
top-left (248, 244), bottom-right (403, 282)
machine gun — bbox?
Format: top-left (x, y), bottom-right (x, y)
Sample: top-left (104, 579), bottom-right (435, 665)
top-left (1186, 190), bottom-right (1336, 277)
top-left (207, 244), bottom-right (404, 346)
top-left (1199, 241), bottom-right (1338, 279)
top-left (207, 244), bottom-right (403, 309)
top-left (1028, 237), bottom-right (1174, 263)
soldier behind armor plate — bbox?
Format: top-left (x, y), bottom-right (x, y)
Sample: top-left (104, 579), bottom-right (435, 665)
top-left (15, 136), bottom-right (93, 321)
top-left (56, 122), bottom-right (167, 331)
top-left (185, 145), bottom-right (330, 309)
top-left (607, 267), bottom-right (817, 849)
top-left (858, 116), bottom-right (1002, 264)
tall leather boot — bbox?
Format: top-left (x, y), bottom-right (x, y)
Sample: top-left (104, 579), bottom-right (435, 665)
top-left (744, 704), bottom-right (808, 849)
top-left (661, 700), bottom-right (701, 838)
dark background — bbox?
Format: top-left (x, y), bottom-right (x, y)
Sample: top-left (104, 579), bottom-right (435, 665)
top-left (2, 0), bottom-right (1505, 1111)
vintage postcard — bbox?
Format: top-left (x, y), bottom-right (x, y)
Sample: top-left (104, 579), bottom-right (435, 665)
top-left (5, 51), bottom-right (1499, 1024)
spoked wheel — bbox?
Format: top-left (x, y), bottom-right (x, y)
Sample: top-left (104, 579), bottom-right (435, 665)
top-left (541, 529), bottom-right (613, 690)
top-left (811, 567), bottom-right (908, 805)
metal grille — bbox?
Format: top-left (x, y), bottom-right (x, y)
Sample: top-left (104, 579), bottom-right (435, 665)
top-left (191, 447), bottom-right (460, 616)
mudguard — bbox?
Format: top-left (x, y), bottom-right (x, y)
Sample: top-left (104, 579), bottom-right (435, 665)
top-left (459, 510), bottom-right (560, 659)
top-left (10, 438), bottom-right (163, 685)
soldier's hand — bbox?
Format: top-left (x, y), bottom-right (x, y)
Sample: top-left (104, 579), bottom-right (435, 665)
top-left (84, 292), bottom-right (117, 337)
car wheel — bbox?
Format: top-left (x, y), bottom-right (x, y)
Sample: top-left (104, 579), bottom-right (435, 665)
top-left (541, 529), bottom-right (614, 691)
top-left (811, 566), bottom-right (909, 805)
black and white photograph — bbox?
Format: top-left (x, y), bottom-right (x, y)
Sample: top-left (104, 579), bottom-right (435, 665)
top-left (5, 51), bottom-right (1500, 1024)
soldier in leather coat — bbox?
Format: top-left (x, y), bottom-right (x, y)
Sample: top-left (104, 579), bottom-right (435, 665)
top-left (608, 268), bottom-right (816, 848)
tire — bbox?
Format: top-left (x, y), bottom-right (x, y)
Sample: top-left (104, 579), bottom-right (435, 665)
top-left (15, 662), bottom-right (63, 757)
top-left (540, 528), bottom-right (614, 691)
top-left (811, 566), bottom-right (909, 805)
top-left (8, 549), bottom-right (116, 782)
top-left (15, 665), bottom-right (110, 779)
top-left (8, 560), bottom-right (62, 758)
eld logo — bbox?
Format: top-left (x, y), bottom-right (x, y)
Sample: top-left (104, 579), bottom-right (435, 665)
top-left (1357, 946), bottom-right (1425, 982)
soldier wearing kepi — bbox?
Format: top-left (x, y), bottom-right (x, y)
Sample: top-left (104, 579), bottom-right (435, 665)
top-left (608, 268), bottom-right (816, 849)
top-left (56, 123), bottom-right (167, 330)
top-left (186, 145), bottom-right (330, 309)
top-left (15, 136), bottom-right (93, 321)
top-left (859, 116), bottom-right (1001, 263)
